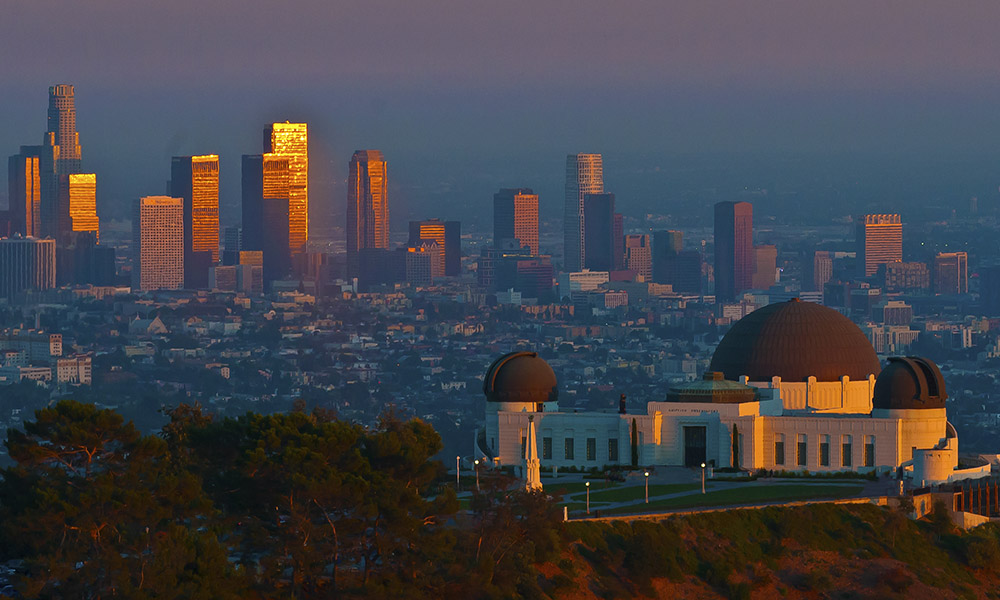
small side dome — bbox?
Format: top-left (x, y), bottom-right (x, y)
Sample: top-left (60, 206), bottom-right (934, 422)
top-left (483, 352), bottom-right (558, 404)
top-left (872, 357), bottom-right (947, 410)
top-left (665, 371), bottom-right (758, 404)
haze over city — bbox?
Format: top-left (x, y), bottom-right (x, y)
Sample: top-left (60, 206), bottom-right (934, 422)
top-left (5, 2), bottom-right (1000, 598)
top-left (5, 1), bottom-right (1000, 229)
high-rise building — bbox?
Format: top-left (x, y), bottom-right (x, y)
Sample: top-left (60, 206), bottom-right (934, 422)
top-left (625, 234), bottom-right (652, 281)
top-left (714, 201), bottom-right (753, 301)
top-left (880, 261), bottom-right (930, 293)
top-left (980, 266), bottom-right (1000, 316)
top-left (564, 154), bottom-right (603, 271)
top-left (408, 219), bottom-right (460, 277)
top-left (613, 212), bottom-right (625, 271)
top-left (810, 251), bottom-right (833, 292)
top-left (652, 230), bottom-right (684, 285)
top-left (673, 251), bottom-right (703, 294)
top-left (47, 84), bottom-right (81, 173)
top-left (934, 252), bottom-right (968, 295)
top-left (857, 214), bottom-right (902, 277)
top-left (264, 123), bottom-right (308, 255)
top-left (222, 226), bottom-right (242, 265)
top-left (583, 193), bottom-right (616, 272)
top-left (493, 188), bottom-right (539, 255)
top-left (7, 150), bottom-right (42, 237)
top-left (347, 150), bottom-right (389, 278)
top-left (64, 173), bottom-right (98, 241)
top-left (242, 154), bottom-right (290, 283)
top-left (0, 237), bottom-right (56, 300)
top-left (752, 244), bottom-right (777, 290)
top-left (132, 197), bottom-right (183, 291)
top-left (45, 84), bottom-right (84, 239)
top-left (171, 155), bottom-right (220, 288)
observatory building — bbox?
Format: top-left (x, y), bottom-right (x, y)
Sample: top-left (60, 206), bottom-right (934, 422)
top-left (478, 299), bottom-right (988, 485)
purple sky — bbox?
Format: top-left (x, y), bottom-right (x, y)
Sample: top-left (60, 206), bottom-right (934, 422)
top-left (3, 1), bottom-right (1000, 227)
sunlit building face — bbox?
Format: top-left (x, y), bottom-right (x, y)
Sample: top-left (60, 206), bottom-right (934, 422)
top-left (67, 173), bottom-right (99, 242)
top-left (346, 150), bottom-right (388, 277)
top-left (264, 123), bottom-right (308, 255)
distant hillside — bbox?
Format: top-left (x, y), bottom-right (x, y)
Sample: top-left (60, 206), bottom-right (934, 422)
top-left (542, 504), bottom-right (1000, 599)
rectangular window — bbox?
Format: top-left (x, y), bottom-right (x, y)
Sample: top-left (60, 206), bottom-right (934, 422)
top-left (864, 435), bottom-right (875, 467)
top-left (542, 437), bottom-right (552, 460)
top-left (608, 438), bottom-right (619, 462)
top-left (797, 434), bottom-right (807, 467)
top-left (586, 438), bottom-right (597, 461)
top-left (842, 435), bottom-right (853, 468)
top-left (774, 433), bottom-right (785, 466)
top-left (564, 438), bottom-right (575, 460)
top-left (521, 436), bottom-right (526, 459)
top-left (820, 435), bottom-right (830, 467)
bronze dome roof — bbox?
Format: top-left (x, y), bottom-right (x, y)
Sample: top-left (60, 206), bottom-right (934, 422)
top-left (709, 299), bottom-right (881, 383)
top-left (872, 357), bottom-right (947, 410)
top-left (483, 352), bottom-right (558, 403)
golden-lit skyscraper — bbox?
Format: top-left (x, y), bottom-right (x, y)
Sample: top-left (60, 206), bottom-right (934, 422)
top-left (564, 153), bottom-right (604, 272)
top-left (347, 150), bottom-right (388, 278)
top-left (494, 188), bottom-right (539, 255)
top-left (7, 151), bottom-right (42, 237)
top-left (264, 123), bottom-right (308, 255)
top-left (171, 155), bottom-right (219, 288)
top-left (66, 173), bottom-right (98, 242)
top-left (132, 196), bottom-right (184, 291)
top-left (856, 214), bottom-right (902, 277)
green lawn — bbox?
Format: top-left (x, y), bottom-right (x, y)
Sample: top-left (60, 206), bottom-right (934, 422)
top-left (543, 480), bottom-right (620, 496)
top-left (600, 483), bottom-right (865, 515)
top-left (584, 482), bottom-right (701, 503)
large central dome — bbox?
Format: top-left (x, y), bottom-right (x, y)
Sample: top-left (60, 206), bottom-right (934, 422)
top-left (709, 299), bottom-right (881, 383)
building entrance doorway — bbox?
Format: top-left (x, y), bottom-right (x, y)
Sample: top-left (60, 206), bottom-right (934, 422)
top-left (684, 426), bottom-right (707, 467)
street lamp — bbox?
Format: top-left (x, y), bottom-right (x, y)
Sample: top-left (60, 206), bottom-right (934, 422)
top-left (474, 459), bottom-right (480, 492)
top-left (456, 456), bottom-right (461, 491)
top-left (701, 462), bottom-right (706, 494)
top-left (644, 471), bottom-right (649, 503)
top-left (586, 481), bottom-right (590, 514)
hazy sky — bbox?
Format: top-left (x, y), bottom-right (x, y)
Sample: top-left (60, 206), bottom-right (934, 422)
top-left (3, 0), bottom-right (1000, 228)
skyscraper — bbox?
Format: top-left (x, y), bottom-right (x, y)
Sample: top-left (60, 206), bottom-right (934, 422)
top-left (856, 214), bottom-right (902, 278)
top-left (7, 150), bottom-right (42, 237)
top-left (45, 84), bottom-right (83, 238)
top-left (264, 123), bottom-right (308, 255)
top-left (64, 173), bottom-right (99, 241)
top-left (241, 154), bottom-right (290, 284)
top-left (564, 154), bottom-right (603, 272)
top-left (714, 201), bottom-right (753, 301)
top-left (934, 252), bottom-right (968, 295)
top-left (132, 197), bottom-right (183, 291)
top-left (625, 234), bottom-right (652, 281)
top-left (493, 188), bottom-right (539, 255)
top-left (47, 84), bottom-right (81, 172)
top-left (752, 244), bottom-right (777, 290)
top-left (583, 193), bottom-right (616, 272)
top-left (408, 219), bottom-right (461, 277)
top-left (811, 251), bottom-right (833, 292)
top-left (653, 230), bottom-right (684, 286)
top-left (171, 155), bottom-right (220, 288)
top-left (0, 237), bottom-right (56, 301)
top-left (347, 150), bottom-right (388, 278)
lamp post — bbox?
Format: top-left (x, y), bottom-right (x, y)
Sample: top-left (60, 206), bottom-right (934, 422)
top-left (474, 459), bottom-right (480, 492)
top-left (701, 462), bottom-right (706, 494)
top-left (456, 456), bottom-right (461, 491)
top-left (586, 481), bottom-right (590, 514)
top-left (644, 471), bottom-right (650, 503)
